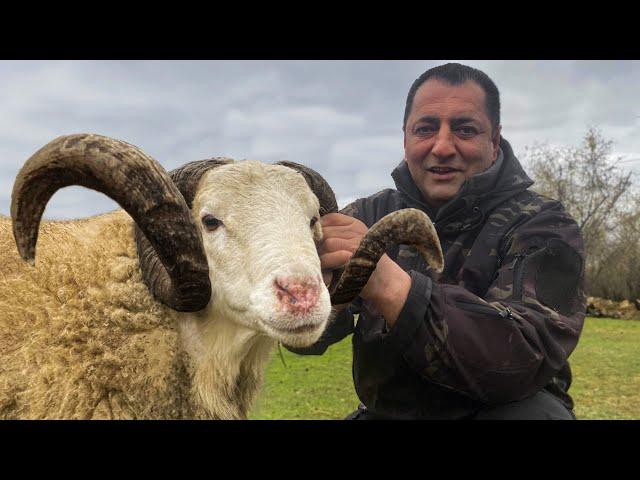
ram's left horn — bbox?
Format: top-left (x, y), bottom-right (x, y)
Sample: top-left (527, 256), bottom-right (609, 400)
top-left (328, 209), bottom-right (443, 305)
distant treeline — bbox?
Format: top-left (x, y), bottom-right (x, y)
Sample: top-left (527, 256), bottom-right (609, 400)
top-left (525, 127), bottom-right (640, 301)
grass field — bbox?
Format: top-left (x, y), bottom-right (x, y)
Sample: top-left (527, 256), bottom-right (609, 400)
top-left (570, 318), bottom-right (640, 419)
top-left (249, 317), bottom-right (640, 420)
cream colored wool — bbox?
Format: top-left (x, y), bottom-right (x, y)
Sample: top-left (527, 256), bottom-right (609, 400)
top-left (1, 211), bottom-right (183, 418)
top-left (0, 211), bottom-right (266, 419)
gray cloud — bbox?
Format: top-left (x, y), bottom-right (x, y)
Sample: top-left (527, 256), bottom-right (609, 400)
top-left (1, 60), bottom-right (639, 219)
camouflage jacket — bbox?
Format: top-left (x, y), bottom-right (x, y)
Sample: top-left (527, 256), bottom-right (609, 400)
top-left (291, 138), bottom-right (586, 419)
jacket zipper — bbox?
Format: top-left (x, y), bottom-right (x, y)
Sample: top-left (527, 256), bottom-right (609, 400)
top-left (511, 247), bottom-right (544, 300)
top-left (455, 299), bottom-right (515, 320)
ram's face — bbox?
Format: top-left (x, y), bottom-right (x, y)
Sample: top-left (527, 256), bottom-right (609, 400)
top-left (191, 161), bottom-right (332, 347)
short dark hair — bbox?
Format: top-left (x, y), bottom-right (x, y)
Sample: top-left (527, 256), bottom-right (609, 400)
top-left (402, 63), bottom-right (501, 133)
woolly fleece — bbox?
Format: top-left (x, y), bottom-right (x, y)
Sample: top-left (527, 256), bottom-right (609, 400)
top-left (0, 210), bottom-right (205, 419)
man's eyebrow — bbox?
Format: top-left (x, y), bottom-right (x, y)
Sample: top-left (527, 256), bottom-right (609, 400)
top-left (450, 116), bottom-right (479, 125)
top-left (414, 115), bottom-right (480, 124)
top-left (415, 115), bottom-right (440, 123)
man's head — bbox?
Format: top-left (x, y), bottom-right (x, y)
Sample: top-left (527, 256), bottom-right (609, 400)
top-left (402, 63), bottom-right (502, 208)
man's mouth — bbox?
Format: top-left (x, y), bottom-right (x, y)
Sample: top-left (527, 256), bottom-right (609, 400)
top-left (427, 166), bottom-right (460, 173)
top-left (427, 166), bottom-right (461, 180)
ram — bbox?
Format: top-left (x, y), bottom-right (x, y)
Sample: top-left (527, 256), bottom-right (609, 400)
top-left (0, 133), bottom-right (443, 419)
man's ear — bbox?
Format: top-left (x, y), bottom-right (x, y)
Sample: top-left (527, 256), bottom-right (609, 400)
top-left (492, 125), bottom-right (502, 161)
top-left (403, 129), bottom-right (407, 158)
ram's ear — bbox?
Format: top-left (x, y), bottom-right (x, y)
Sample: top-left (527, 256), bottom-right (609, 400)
top-left (274, 161), bottom-right (338, 216)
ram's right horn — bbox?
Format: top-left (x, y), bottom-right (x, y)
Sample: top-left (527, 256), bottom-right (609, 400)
top-left (11, 133), bottom-right (212, 312)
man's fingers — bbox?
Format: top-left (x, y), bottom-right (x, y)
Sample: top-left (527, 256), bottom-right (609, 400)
top-left (320, 213), bottom-right (358, 227)
top-left (317, 213), bottom-right (367, 269)
top-left (320, 250), bottom-right (353, 270)
top-left (318, 237), bottom-right (360, 256)
top-left (321, 225), bottom-right (366, 240)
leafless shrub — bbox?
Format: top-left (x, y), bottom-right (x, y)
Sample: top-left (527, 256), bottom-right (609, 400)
top-left (524, 127), bottom-right (638, 300)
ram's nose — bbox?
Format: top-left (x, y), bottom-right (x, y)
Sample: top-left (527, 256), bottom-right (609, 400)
top-left (274, 276), bottom-right (320, 314)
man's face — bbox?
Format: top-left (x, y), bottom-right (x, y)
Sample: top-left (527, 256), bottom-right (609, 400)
top-left (403, 79), bottom-right (501, 208)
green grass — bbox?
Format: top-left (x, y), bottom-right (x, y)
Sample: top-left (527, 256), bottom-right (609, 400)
top-left (570, 318), bottom-right (640, 419)
top-left (249, 317), bottom-right (640, 420)
top-left (249, 341), bottom-right (359, 420)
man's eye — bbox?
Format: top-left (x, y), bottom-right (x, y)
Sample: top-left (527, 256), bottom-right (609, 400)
top-left (457, 126), bottom-right (478, 136)
top-left (414, 125), bottom-right (436, 135)
top-left (202, 215), bottom-right (223, 231)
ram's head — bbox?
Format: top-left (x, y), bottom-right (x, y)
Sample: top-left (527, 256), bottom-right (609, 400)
top-left (11, 134), bottom-right (443, 348)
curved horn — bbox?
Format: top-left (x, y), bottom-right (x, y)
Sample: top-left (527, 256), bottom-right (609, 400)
top-left (11, 133), bottom-right (213, 312)
top-left (134, 158), bottom-right (233, 310)
top-left (274, 160), bottom-right (338, 216)
top-left (328, 208), bottom-right (443, 305)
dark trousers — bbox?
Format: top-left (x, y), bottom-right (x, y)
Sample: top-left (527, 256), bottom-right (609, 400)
top-left (345, 390), bottom-right (576, 420)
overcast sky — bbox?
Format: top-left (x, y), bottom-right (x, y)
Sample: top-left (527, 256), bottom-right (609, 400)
top-left (1, 60), bottom-right (638, 219)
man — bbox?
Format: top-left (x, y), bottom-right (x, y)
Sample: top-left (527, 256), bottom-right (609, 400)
top-left (290, 63), bottom-right (586, 420)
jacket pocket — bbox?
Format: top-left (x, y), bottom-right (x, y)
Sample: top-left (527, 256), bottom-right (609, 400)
top-left (510, 246), bottom-right (545, 301)
top-left (455, 299), bottom-right (515, 320)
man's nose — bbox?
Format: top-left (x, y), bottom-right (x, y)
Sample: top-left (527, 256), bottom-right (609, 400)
top-left (431, 129), bottom-right (456, 159)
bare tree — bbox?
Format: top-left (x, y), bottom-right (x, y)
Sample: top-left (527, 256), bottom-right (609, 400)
top-left (523, 127), bottom-right (636, 299)
top-left (590, 193), bottom-right (640, 300)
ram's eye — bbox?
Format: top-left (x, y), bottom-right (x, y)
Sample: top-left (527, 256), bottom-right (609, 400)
top-left (202, 215), bottom-right (223, 231)
top-left (310, 217), bottom-right (319, 228)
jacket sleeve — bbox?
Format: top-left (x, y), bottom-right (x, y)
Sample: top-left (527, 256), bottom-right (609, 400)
top-left (383, 201), bottom-right (586, 404)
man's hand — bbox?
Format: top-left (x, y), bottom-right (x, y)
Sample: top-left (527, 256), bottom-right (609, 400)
top-left (318, 213), bottom-right (368, 274)
top-left (318, 213), bottom-right (412, 327)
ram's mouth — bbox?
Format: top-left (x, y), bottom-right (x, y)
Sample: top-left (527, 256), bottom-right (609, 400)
top-left (264, 317), bottom-right (324, 335)
top-left (259, 314), bottom-right (326, 346)
top-left (268, 321), bottom-right (322, 335)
